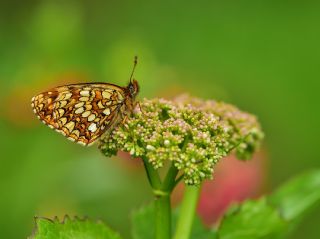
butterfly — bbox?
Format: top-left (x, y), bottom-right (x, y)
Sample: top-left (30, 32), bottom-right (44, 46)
top-left (31, 57), bottom-right (139, 146)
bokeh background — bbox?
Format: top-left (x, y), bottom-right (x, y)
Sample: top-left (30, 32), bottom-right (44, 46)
top-left (0, 1), bottom-right (319, 238)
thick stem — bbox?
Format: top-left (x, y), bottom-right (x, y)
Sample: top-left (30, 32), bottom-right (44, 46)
top-left (173, 186), bottom-right (201, 239)
top-left (155, 193), bottom-right (171, 239)
top-left (154, 163), bottom-right (178, 239)
top-left (143, 159), bottom-right (180, 239)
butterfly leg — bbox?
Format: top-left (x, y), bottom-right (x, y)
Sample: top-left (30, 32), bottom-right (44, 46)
top-left (120, 114), bottom-right (131, 131)
top-left (137, 101), bottom-right (146, 116)
top-left (121, 115), bottom-right (128, 125)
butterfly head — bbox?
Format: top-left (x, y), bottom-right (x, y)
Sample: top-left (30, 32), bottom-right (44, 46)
top-left (128, 79), bottom-right (139, 98)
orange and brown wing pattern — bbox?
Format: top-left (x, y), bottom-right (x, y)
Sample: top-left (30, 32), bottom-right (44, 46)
top-left (31, 83), bottom-right (126, 146)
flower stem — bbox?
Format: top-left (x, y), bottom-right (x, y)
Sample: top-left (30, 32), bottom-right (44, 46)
top-left (162, 162), bottom-right (179, 192)
top-left (143, 160), bottom-right (179, 239)
top-left (155, 193), bottom-right (171, 239)
top-left (173, 186), bottom-right (201, 239)
top-left (142, 156), bottom-right (161, 189)
top-left (154, 163), bottom-right (178, 239)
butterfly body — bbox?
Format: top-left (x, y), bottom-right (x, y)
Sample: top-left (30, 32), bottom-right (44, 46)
top-left (31, 79), bottom-right (139, 146)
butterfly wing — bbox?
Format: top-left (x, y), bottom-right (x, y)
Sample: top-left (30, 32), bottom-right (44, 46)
top-left (31, 83), bottom-right (126, 146)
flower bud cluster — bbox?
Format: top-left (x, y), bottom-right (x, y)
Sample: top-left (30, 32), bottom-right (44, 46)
top-left (99, 95), bottom-right (263, 185)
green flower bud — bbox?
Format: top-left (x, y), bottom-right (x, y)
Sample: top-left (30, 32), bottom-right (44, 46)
top-left (99, 95), bottom-right (263, 185)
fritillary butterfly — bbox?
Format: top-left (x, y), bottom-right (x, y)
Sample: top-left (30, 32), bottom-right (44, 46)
top-left (31, 57), bottom-right (139, 146)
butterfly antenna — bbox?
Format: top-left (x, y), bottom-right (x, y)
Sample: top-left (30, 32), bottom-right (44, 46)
top-left (129, 56), bottom-right (138, 83)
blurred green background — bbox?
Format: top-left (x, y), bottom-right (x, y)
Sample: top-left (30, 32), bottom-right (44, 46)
top-left (0, 0), bottom-right (319, 238)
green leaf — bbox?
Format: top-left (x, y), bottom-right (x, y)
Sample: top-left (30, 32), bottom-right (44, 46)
top-left (30, 216), bottom-right (122, 239)
top-left (131, 203), bottom-right (155, 239)
top-left (218, 198), bottom-right (287, 239)
top-left (131, 203), bottom-right (216, 239)
top-left (185, 216), bottom-right (217, 239)
top-left (268, 169), bottom-right (320, 222)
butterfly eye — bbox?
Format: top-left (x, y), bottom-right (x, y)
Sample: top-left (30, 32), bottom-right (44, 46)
top-left (128, 80), bottom-right (139, 97)
top-left (130, 85), bottom-right (134, 93)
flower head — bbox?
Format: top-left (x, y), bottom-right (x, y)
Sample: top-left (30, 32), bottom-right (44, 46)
top-left (99, 95), bottom-right (263, 185)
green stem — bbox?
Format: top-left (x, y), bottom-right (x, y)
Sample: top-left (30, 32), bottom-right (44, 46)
top-left (173, 186), bottom-right (201, 239)
top-left (155, 193), bottom-right (171, 239)
top-left (154, 163), bottom-right (179, 239)
top-left (143, 159), bottom-right (181, 239)
top-left (162, 162), bottom-right (179, 192)
top-left (142, 156), bottom-right (161, 189)
top-left (173, 174), bottom-right (184, 188)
